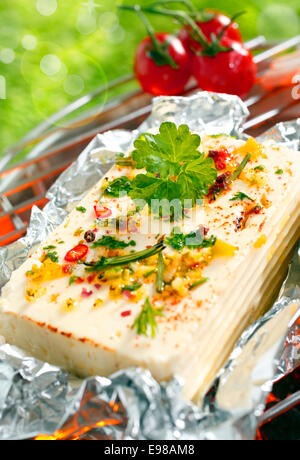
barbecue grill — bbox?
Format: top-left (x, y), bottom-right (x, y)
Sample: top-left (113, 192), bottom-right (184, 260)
top-left (1, 34), bottom-right (300, 440)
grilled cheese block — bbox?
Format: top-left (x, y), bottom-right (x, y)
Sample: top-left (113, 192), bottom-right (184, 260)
top-left (0, 129), bottom-right (299, 402)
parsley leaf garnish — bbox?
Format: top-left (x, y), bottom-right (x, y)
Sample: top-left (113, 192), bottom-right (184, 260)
top-left (129, 122), bottom-right (217, 209)
top-left (131, 297), bottom-right (164, 338)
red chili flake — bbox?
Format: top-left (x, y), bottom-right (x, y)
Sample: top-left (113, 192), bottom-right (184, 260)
top-left (247, 205), bottom-right (262, 215)
top-left (75, 277), bottom-right (84, 284)
top-left (207, 171), bottom-right (231, 200)
top-left (122, 290), bottom-right (135, 300)
top-left (208, 149), bottom-right (231, 170)
top-left (121, 310), bottom-right (132, 317)
top-left (87, 274), bottom-right (96, 283)
top-left (62, 264), bottom-right (72, 274)
top-left (81, 288), bottom-right (93, 297)
top-left (94, 284), bottom-right (102, 290)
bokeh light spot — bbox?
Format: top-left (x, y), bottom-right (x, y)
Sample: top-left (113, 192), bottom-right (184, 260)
top-left (63, 74), bottom-right (85, 96)
top-left (76, 10), bottom-right (97, 35)
top-left (36, 0), bottom-right (57, 16)
top-left (99, 11), bottom-right (119, 32)
top-left (21, 35), bottom-right (38, 51)
top-left (0, 48), bottom-right (15, 64)
top-left (106, 26), bottom-right (126, 44)
top-left (40, 54), bottom-right (62, 76)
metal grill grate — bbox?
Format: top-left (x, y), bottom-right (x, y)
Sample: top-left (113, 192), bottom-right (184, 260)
top-left (1, 35), bottom-right (300, 437)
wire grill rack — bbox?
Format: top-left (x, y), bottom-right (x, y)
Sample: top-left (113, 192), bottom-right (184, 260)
top-left (1, 34), bottom-right (300, 439)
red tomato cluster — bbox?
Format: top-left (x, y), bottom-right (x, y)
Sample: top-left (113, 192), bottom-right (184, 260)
top-left (134, 11), bottom-right (256, 98)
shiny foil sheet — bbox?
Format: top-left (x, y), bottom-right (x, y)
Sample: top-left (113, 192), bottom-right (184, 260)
top-left (0, 91), bottom-right (299, 440)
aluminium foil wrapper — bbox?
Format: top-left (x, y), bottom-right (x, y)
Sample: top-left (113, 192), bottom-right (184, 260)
top-left (0, 91), bottom-right (299, 440)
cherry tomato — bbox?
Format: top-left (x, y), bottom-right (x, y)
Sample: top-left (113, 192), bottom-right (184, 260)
top-left (65, 244), bottom-right (89, 262)
top-left (134, 33), bottom-right (191, 96)
top-left (179, 10), bottom-right (242, 52)
top-left (94, 205), bottom-right (112, 219)
top-left (191, 38), bottom-right (257, 97)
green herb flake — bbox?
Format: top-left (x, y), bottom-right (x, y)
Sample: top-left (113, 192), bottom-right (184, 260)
top-left (189, 277), bottom-right (209, 290)
top-left (131, 297), bottom-right (164, 338)
top-left (254, 165), bottom-right (265, 172)
top-left (76, 206), bottom-right (87, 213)
top-left (228, 154), bottom-right (251, 183)
top-left (230, 192), bottom-right (254, 202)
top-left (44, 252), bottom-right (59, 263)
top-left (104, 176), bottom-right (132, 197)
top-left (143, 269), bottom-right (157, 278)
top-left (92, 235), bottom-right (136, 250)
top-left (43, 245), bottom-right (56, 250)
top-left (155, 251), bottom-right (164, 293)
top-left (275, 169), bottom-right (283, 175)
top-left (166, 228), bottom-right (216, 251)
top-left (69, 275), bottom-right (79, 286)
top-left (122, 283), bottom-right (142, 292)
top-left (208, 133), bottom-right (235, 139)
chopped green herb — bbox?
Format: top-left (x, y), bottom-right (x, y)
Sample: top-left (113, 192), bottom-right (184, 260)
top-left (92, 235), bottom-right (136, 249)
top-left (104, 176), bottom-right (132, 197)
top-left (155, 251), bottom-right (165, 293)
top-left (122, 283), bottom-right (142, 292)
top-left (69, 275), bottom-right (80, 286)
top-left (230, 192), bottom-right (254, 202)
top-left (131, 297), bottom-right (164, 338)
top-left (58, 241), bottom-right (65, 244)
top-left (228, 154), bottom-right (251, 182)
top-left (76, 206), bottom-right (87, 213)
top-left (143, 269), bottom-right (157, 278)
top-left (275, 169), bottom-right (283, 175)
top-left (43, 245), bottom-right (56, 250)
top-left (85, 241), bottom-right (165, 272)
top-left (208, 133), bottom-right (235, 139)
top-left (115, 153), bottom-right (135, 167)
top-left (166, 227), bottom-right (216, 251)
top-left (254, 165), bottom-right (265, 172)
top-left (189, 277), bottom-right (209, 290)
top-left (44, 251), bottom-right (59, 263)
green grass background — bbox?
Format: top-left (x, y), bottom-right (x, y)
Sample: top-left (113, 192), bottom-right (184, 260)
top-left (0, 0), bottom-right (299, 157)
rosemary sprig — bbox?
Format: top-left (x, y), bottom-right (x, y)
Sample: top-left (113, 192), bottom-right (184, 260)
top-left (131, 297), bottom-right (164, 337)
top-left (84, 241), bottom-right (165, 272)
top-left (228, 154), bottom-right (251, 183)
top-left (155, 251), bottom-right (165, 293)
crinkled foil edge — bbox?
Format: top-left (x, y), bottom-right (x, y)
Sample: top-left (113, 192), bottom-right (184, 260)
top-left (0, 91), bottom-right (299, 440)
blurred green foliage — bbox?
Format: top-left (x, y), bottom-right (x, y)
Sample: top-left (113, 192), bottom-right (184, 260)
top-left (0, 0), bottom-right (299, 156)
